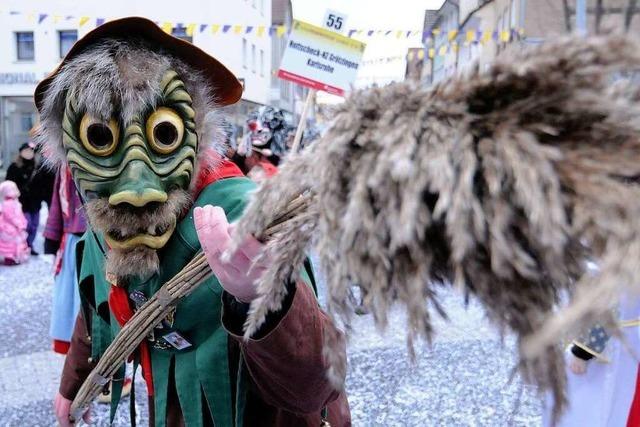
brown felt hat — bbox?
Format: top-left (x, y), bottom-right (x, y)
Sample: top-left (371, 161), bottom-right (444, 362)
top-left (34, 16), bottom-right (243, 112)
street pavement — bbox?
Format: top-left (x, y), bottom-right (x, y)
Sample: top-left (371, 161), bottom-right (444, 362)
top-left (0, 227), bottom-right (543, 426)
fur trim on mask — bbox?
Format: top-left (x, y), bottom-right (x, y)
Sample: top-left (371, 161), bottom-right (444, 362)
top-left (34, 38), bottom-right (228, 175)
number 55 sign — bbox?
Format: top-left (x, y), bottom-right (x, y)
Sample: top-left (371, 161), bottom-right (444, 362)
top-left (323, 9), bottom-right (347, 33)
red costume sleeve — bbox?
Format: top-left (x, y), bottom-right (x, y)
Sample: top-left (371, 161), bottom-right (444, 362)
top-left (44, 171), bottom-right (63, 241)
top-left (222, 282), bottom-right (346, 415)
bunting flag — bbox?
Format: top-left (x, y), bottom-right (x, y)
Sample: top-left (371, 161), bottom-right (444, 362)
top-left (186, 23), bottom-right (196, 37)
top-left (2, 9), bottom-right (523, 56)
top-left (161, 22), bottom-right (172, 34)
top-left (466, 30), bottom-right (475, 42)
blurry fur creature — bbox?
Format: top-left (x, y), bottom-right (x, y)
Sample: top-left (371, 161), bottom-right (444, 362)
top-left (233, 35), bottom-right (640, 420)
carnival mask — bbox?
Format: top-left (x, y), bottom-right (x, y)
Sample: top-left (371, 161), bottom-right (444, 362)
top-left (64, 68), bottom-right (195, 240)
top-left (35, 19), bottom-right (243, 280)
top-left (33, 32), bottom-right (238, 281)
top-left (61, 69), bottom-right (196, 279)
top-left (240, 107), bottom-right (290, 158)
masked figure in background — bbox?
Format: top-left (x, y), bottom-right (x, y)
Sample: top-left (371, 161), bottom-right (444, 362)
top-left (44, 167), bottom-right (87, 355)
top-left (35, 18), bottom-right (349, 427)
top-left (235, 106), bottom-right (291, 182)
top-left (543, 294), bottom-right (640, 426)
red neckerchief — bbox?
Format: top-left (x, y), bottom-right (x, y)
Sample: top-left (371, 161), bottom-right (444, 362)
top-left (193, 149), bottom-right (244, 197)
top-left (108, 286), bottom-right (155, 395)
top-left (106, 150), bottom-right (243, 397)
top-left (258, 159), bottom-right (278, 177)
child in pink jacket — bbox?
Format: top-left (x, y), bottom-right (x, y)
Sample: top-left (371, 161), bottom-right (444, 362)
top-left (0, 180), bottom-right (30, 265)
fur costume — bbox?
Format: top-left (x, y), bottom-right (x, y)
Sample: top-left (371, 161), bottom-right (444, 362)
top-left (232, 35), bottom-right (640, 420)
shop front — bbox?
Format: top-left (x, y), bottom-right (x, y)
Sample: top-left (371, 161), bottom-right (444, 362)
top-left (0, 72), bottom-right (39, 171)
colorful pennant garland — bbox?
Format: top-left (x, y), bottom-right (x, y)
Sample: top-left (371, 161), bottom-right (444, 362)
top-left (3, 9), bottom-right (524, 60)
top-left (4, 10), bottom-right (523, 42)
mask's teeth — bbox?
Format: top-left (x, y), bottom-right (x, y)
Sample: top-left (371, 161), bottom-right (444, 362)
top-left (147, 225), bottom-right (155, 235)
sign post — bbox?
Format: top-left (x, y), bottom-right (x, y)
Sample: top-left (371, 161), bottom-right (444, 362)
top-left (277, 19), bottom-right (366, 151)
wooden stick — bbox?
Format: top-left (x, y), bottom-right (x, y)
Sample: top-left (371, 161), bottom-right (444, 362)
top-left (290, 89), bottom-right (316, 153)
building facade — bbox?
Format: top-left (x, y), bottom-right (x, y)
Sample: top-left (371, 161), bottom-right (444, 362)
top-left (0, 0), bottom-right (273, 167)
top-left (423, 0), bottom-right (460, 85)
top-left (422, 0), bottom-right (640, 86)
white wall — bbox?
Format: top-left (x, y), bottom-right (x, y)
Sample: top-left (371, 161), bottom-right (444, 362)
top-left (0, 0), bottom-right (272, 104)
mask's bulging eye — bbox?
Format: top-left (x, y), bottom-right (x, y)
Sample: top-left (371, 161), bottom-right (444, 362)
top-left (79, 114), bottom-right (119, 156)
top-left (146, 107), bottom-right (184, 154)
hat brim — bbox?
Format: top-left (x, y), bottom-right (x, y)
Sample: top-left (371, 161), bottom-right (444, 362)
top-left (34, 16), bottom-right (243, 112)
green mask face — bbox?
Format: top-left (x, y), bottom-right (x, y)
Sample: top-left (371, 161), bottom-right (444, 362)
top-left (62, 70), bottom-right (197, 251)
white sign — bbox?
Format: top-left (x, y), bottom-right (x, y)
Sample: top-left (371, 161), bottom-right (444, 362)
top-left (277, 20), bottom-right (366, 97)
top-left (0, 72), bottom-right (39, 85)
top-left (323, 9), bottom-right (347, 33)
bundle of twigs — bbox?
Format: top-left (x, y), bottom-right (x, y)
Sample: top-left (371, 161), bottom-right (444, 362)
top-left (69, 194), bottom-right (310, 422)
top-left (231, 35), bottom-right (640, 420)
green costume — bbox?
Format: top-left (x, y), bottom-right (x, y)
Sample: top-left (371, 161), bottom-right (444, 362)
top-left (79, 178), bottom-right (254, 426)
top-left (34, 17), bottom-right (349, 427)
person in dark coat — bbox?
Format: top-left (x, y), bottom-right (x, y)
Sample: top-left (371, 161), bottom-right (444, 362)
top-left (5, 142), bottom-right (41, 254)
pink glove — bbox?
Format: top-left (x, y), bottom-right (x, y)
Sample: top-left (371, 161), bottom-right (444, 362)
top-left (53, 392), bottom-right (91, 426)
top-left (194, 205), bottom-right (268, 303)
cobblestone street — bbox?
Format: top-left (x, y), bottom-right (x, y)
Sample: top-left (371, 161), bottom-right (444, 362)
top-left (0, 231), bottom-right (543, 426)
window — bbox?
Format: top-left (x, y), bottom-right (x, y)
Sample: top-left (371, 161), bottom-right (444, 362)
top-left (252, 0), bottom-right (256, 8)
top-left (58, 30), bottom-right (77, 58)
top-left (20, 113), bottom-right (34, 132)
top-left (260, 0), bottom-right (264, 15)
top-left (251, 44), bottom-right (256, 73)
top-left (260, 49), bottom-right (264, 76)
top-left (16, 32), bottom-right (34, 61)
top-left (242, 39), bottom-right (248, 69)
top-left (171, 26), bottom-right (193, 43)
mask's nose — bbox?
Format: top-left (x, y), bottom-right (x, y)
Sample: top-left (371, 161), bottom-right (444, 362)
top-left (108, 160), bottom-right (167, 207)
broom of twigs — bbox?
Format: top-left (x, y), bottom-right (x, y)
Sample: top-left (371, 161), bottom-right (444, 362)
top-left (69, 193), bottom-right (311, 422)
top-left (230, 35), bottom-right (640, 422)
